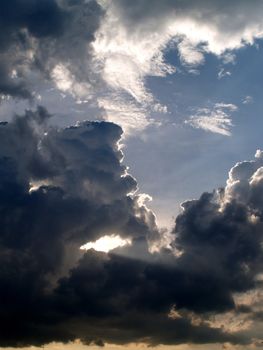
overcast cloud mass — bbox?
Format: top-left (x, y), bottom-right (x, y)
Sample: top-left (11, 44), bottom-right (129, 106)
top-left (0, 1), bottom-right (263, 349)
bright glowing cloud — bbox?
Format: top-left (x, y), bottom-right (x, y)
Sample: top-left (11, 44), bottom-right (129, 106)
top-left (80, 234), bottom-right (132, 253)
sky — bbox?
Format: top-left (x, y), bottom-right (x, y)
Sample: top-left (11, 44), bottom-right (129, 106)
top-left (0, 1), bottom-right (263, 349)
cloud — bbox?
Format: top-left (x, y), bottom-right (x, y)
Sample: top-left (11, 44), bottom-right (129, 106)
top-left (218, 68), bottom-right (232, 80)
top-left (62, 149), bottom-right (263, 346)
top-left (93, 1), bottom-right (174, 132)
top-left (97, 94), bottom-right (152, 134)
top-left (178, 40), bottom-right (205, 66)
top-left (242, 96), bottom-right (254, 105)
top-left (0, 0), bottom-right (262, 133)
top-left (0, 107), bottom-right (162, 346)
top-left (0, 0), bottom-right (103, 102)
top-left (0, 108), bottom-right (262, 347)
top-left (185, 103), bottom-right (238, 136)
top-left (112, 0), bottom-right (263, 54)
top-left (0, 2), bottom-right (263, 347)
top-left (0, 0), bottom-right (67, 98)
top-left (90, 0), bottom-right (263, 131)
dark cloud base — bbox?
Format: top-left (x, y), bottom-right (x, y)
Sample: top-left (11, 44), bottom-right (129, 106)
top-left (0, 107), bottom-right (262, 347)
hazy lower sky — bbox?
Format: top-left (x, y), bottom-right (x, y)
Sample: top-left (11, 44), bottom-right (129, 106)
top-left (0, 1), bottom-right (262, 349)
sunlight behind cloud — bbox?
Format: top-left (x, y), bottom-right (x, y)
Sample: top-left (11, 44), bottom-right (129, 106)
top-left (80, 234), bottom-right (132, 253)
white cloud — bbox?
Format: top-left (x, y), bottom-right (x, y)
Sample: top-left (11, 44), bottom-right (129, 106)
top-left (218, 68), bottom-right (232, 80)
top-left (242, 95), bottom-right (254, 104)
top-left (89, 1), bottom-right (263, 134)
top-left (98, 94), bottom-right (152, 134)
top-left (92, 2), bottom-right (175, 133)
top-left (178, 40), bottom-right (205, 66)
top-left (214, 103), bottom-right (238, 111)
top-left (221, 52), bottom-right (236, 65)
top-left (186, 103), bottom-right (238, 136)
top-left (80, 234), bottom-right (132, 253)
top-left (112, 0), bottom-right (263, 56)
top-left (52, 64), bottom-right (92, 102)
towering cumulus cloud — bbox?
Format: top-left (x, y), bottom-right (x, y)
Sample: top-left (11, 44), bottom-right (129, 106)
top-left (0, 107), bottom-right (262, 347)
top-left (0, 107), bottom-right (160, 346)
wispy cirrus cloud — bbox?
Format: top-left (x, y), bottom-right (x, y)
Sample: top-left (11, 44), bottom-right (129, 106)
top-left (185, 103), bottom-right (238, 136)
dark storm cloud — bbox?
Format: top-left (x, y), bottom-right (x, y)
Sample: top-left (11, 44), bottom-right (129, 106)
top-left (0, 107), bottom-right (161, 346)
top-left (0, 107), bottom-right (262, 347)
top-left (45, 150), bottom-right (263, 346)
top-left (0, 0), bottom-right (103, 99)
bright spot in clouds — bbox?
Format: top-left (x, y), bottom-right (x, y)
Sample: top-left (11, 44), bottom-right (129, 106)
top-left (80, 234), bottom-right (132, 253)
